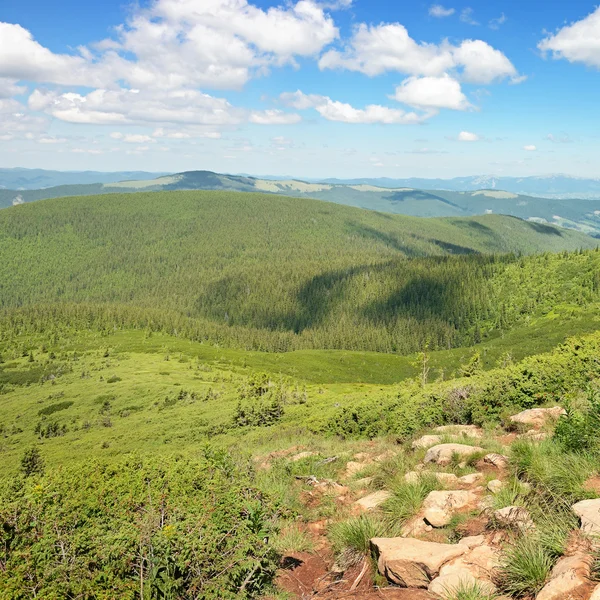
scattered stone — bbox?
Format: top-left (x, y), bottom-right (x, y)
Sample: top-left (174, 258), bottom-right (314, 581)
top-left (371, 537), bottom-right (467, 587)
top-left (428, 569), bottom-right (479, 596)
top-left (509, 406), bottom-right (566, 429)
top-left (536, 553), bottom-right (591, 600)
top-left (458, 473), bottom-right (484, 486)
top-left (572, 499), bottom-right (600, 536)
top-left (434, 425), bottom-right (484, 438)
top-left (424, 444), bottom-right (484, 467)
top-left (291, 451), bottom-right (318, 462)
top-left (345, 461), bottom-right (368, 478)
top-left (404, 471), bottom-right (459, 486)
top-left (412, 435), bottom-right (442, 450)
top-left (493, 506), bottom-right (535, 531)
top-left (483, 453), bottom-right (509, 469)
top-left (422, 490), bottom-right (478, 528)
top-left (401, 517), bottom-right (433, 538)
top-left (458, 535), bottom-right (485, 549)
top-left (353, 490), bottom-right (391, 512)
top-left (487, 479), bottom-right (504, 494)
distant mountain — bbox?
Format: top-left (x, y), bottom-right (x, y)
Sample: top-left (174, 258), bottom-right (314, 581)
top-left (0, 168), bottom-right (167, 190)
top-left (320, 175), bottom-right (600, 199)
top-left (3, 169), bottom-right (600, 236)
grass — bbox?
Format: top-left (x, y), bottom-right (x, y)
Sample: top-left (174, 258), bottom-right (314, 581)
top-left (328, 514), bottom-right (389, 567)
top-left (272, 525), bottom-right (314, 555)
top-left (442, 582), bottom-right (499, 600)
top-left (382, 475), bottom-right (441, 525)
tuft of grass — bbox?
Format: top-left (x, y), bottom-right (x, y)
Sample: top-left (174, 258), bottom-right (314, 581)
top-left (272, 525), bottom-right (314, 555)
top-left (382, 474), bottom-right (440, 525)
top-left (497, 535), bottom-right (553, 597)
top-left (328, 514), bottom-right (388, 568)
top-left (443, 581), bottom-right (498, 600)
top-left (490, 478), bottom-right (529, 511)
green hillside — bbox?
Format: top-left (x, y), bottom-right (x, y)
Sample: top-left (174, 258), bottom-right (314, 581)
top-left (0, 190), bottom-right (596, 355)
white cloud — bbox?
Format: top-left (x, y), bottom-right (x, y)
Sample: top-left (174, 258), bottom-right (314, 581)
top-left (547, 133), bottom-right (572, 144)
top-left (458, 131), bottom-right (479, 141)
top-left (280, 90), bottom-right (430, 124)
top-left (38, 136), bottom-right (67, 144)
top-left (429, 5), bottom-right (455, 18)
top-left (110, 132), bottom-right (156, 143)
top-left (489, 13), bottom-right (507, 30)
top-left (460, 8), bottom-right (479, 26)
top-left (0, 77), bottom-right (26, 98)
top-left (393, 74), bottom-right (471, 110)
top-left (538, 7), bottom-right (600, 68)
top-left (524, 144), bottom-right (537, 151)
top-left (249, 109), bottom-right (301, 125)
top-left (0, 98), bottom-right (48, 139)
top-left (318, 23), bottom-right (520, 83)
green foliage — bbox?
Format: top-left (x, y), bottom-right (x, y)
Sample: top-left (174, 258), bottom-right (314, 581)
top-left (233, 375), bottom-right (286, 427)
top-left (442, 582), bottom-right (499, 600)
top-left (328, 515), bottom-right (388, 567)
top-left (19, 447), bottom-right (44, 477)
top-left (382, 475), bottom-right (441, 524)
top-left (37, 400), bottom-right (74, 416)
top-left (0, 450), bottom-right (278, 599)
top-left (554, 386), bottom-right (600, 452)
top-left (34, 420), bottom-right (68, 439)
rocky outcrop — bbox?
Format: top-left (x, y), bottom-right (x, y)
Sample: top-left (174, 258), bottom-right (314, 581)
top-left (424, 444), bottom-right (484, 466)
top-left (371, 537), bottom-right (467, 587)
top-left (536, 553), bottom-right (591, 600)
top-left (422, 490), bottom-right (479, 527)
top-left (412, 435), bottom-right (442, 450)
top-left (572, 498), bottom-right (600, 536)
top-left (509, 406), bottom-right (565, 429)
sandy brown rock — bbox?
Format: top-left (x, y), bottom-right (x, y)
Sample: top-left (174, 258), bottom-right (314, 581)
top-left (422, 490), bottom-right (478, 527)
top-left (483, 453), bottom-right (509, 469)
top-left (458, 473), bottom-right (484, 486)
top-left (290, 451), bottom-right (318, 462)
top-left (412, 435), bottom-right (442, 450)
top-left (494, 506), bottom-right (535, 531)
top-left (572, 499), bottom-right (600, 536)
top-left (405, 471), bottom-right (460, 486)
top-left (536, 553), bottom-right (591, 600)
top-left (353, 490), bottom-right (391, 512)
top-left (424, 444), bottom-right (484, 467)
top-left (487, 479), bottom-right (504, 493)
top-left (371, 537), bottom-right (467, 588)
top-left (345, 461), bottom-right (368, 478)
top-left (433, 425), bottom-right (484, 438)
top-left (509, 406), bottom-right (565, 429)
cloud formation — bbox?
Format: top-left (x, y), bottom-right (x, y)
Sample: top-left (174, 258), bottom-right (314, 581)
top-left (429, 5), bottom-right (455, 18)
top-left (393, 74), bottom-right (472, 110)
top-left (457, 131), bottom-right (479, 141)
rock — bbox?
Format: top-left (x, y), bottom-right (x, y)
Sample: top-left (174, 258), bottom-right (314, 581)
top-left (487, 479), bottom-right (504, 493)
top-left (424, 444), bottom-right (484, 467)
top-left (459, 473), bottom-right (483, 486)
top-left (374, 451), bottom-right (395, 463)
top-left (422, 490), bottom-right (478, 528)
top-left (345, 461), bottom-right (367, 478)
top-left (536, 553), bottom-right (591, 600)
top-left (572, 498), bottom-right (600, 536)
top-left (354, 490), bottom-right (391, 512)
top-left (353, 452), bottom-right (371, 461)
top-left (354, 476), bottom-right (374, 488)
top-left (404, 471), bottom-right (459, 486)
top-left (371, 537), bottom-right (467, 587)
top-left (509, 406), bottom-right (566, 429)
top-left (434, 425), bottom-right (484, 438)
top-left (290, 451), bottom-right (318, 462)
top-left (493, 506), bottom-right (535, 531)
top-left (483, 453), bottom-right (509, 469)
top-left (412, 435), bottom-right (442, 450)
top-left (518, 429), bottom-right (548, 441)
top-left (458, 535), bottom-right (485, 549)
top-left (591, 583), bottom-right (600, 600)
top-left (428, 569), bottom-right (478, 596)
top-left (401, 516), bottom-right (433, 537)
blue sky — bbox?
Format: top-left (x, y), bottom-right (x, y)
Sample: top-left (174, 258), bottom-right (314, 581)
top-left (1, 0), bottom-right (600, 178)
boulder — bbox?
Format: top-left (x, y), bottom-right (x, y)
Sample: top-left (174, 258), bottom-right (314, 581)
top-left (371, 537), bottom-right (467, 587)
top-left (487, 479), bottom-right (504, 494)
top-left (493, 506), bottom-right (535, 531)
top-left (509, 406), bottom-right (566, 429)
top-left (572, 498), bottom-right (600, 536)
top-left (483, 453), bottom-right (509, 469)
top-left (434, 425), bottom-right (484, 438)
top-left (412, 435), bottom-right (442, 450)
top-left (458, 473), bottom-right (484, 486)
top-left (428, 569), bottom-right (478, 596)
top-left (424, 444), bottom-right (484, 467)
top-left (536, 553), bottom-right (591, 600)
top-left (353, 490), bottom-right (391, 512)
top-left (423, 490), bottom-right (478, 527)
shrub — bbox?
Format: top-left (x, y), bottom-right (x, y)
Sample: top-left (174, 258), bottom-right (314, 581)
top-left (37, 400), bottom-right (74, 416)
top-left (20, 447), bottom-right (44, 477)
top-left (554, 386), bottom-right (600, 453)
top-left (0, 449), bottom-right (278, 599)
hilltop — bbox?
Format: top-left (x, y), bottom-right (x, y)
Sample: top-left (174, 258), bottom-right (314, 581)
top-left (3, 170), bottom-right (600, 236)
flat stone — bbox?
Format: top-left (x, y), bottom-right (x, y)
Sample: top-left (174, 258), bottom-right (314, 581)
top-left (458, 535), bottom-right (485, 549)
top-left (404, 471), bottom-right (460, 486)
top-left (371, 537), bottom-right (467, 588)
top-left (354, 490), bottom-right (391, 512)
top-left (401, 517), bottom-right (433, 538)
top-left (428, 568), bottom-right (478, 596)
top-left (290, 451), bottom-right (318, 461)
top-left (440, 544), bottom-right (500, 580)
top-left (509, 406), bottom-right (566, 429)
top-left (423, 490), bottom-right (478, 528)
top-left (536, 553), bottom-right (591, 600)
top-left (434, 425), bottom-right (484, 438)
top-left (572, 499), bottom-right (600, 536)
top-left (487, 479), bottom-right (504, 493)
top-left (494, 506), bottom-right (535, 531)
top-left (483, 453), bottom-right (509, 468)
top-left (345, 461), bottom-right (368, 478)
top-left (424, 444), bottom-right (484, 467)
top-left (412, 435), bottom-right (442, 450)
top-left (458, 473), bottom-right (483, 486)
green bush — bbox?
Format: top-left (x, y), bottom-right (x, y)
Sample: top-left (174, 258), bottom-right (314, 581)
top-left (554, 386), bottom-right (600, 453)
top-left (37, 400), bottom-right (74, 416)
top-left (0, 448), bottom-right (278, 599)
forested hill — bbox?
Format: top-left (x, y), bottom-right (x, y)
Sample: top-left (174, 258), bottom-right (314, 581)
top-left (0, 189), bottom-right (597, 354)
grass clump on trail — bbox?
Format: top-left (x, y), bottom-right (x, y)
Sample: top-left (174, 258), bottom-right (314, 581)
top-left (328, 514), bottom-right (389, 568)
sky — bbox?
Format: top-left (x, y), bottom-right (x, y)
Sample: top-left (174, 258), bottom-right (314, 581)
top-left (2, 0), bottom-right (600, 178)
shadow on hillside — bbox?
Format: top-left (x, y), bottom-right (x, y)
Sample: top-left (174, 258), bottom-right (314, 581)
top-left (526, 221), bottom-right (563, 236)
top-left (345, 221), bottom-right (422, 256)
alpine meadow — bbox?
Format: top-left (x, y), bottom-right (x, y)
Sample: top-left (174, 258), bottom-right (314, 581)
top-left (5, 1), bottom-right (600, 599)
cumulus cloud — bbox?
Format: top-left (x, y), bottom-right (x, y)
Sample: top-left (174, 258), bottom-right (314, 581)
top-left (280, 90), bottom-right (430, 124)
top-left (393, 74), bottom-right (472, 110)
top-left (538, 7), bottom-right (600, 68)
top-left (249, 110), bottom-right (302, 125)
top-left (110, 132), bottom-right (156, 143)
top-left (457, 131), bottom-right (479, 141)
top-left (318, 23), bottom-right (520, 83)
top-left (429, 5), bottom-right (455, 18)
top-left (0, 98), bottom-right (48, 139)
top-left (524, 144), bottom-right (536, 151)
top-left (460, 8), bottom-right (479, 26)
top-left (0, 77), bottom-right (26, 98)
